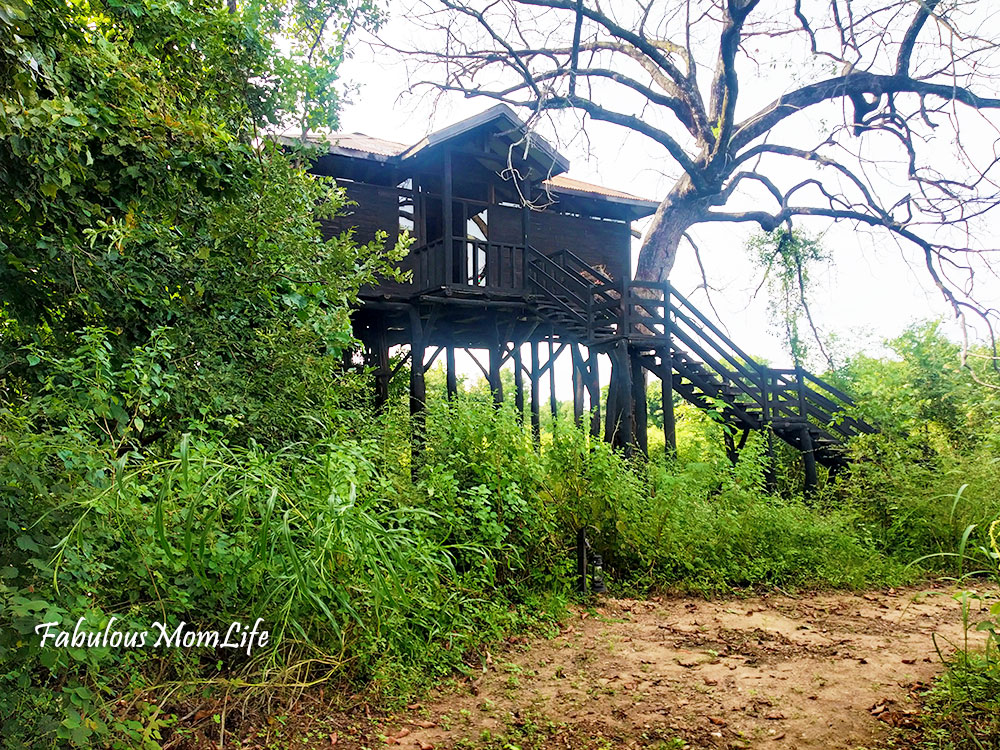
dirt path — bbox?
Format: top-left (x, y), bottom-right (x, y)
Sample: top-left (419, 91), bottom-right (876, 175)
top-left (375, 584), bottom-right (995, 750)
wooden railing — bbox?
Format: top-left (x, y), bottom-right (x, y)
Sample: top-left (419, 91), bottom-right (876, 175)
top-left (410, 239), bottom-right (527, 292)
top-left (625, 281), bottom-right (874, 437)
top-left (524, 246), bottom-right (621, 339)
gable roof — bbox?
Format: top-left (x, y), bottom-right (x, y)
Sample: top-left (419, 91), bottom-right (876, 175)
top-left (398, 104), bottom-right (570, 176)
top-left (284, 107), bottom-right (658, 218)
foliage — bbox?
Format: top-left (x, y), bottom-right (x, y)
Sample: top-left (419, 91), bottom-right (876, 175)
top-left (0, 0), bottom-right (402, 447)
top-left (750, 229), bottom-right (830, 368)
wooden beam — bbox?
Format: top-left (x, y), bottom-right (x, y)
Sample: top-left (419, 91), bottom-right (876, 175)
top-left (661, 346), bottom-right (676, 457)
top-left (530, 340), bottom-right (541, 445)
top-left (409, 308), bottom-right (426, 477)
top-left (446, 346), bottom-right (457, 400)
top-left (587, 348), bottom-right (601, 439)
top-left (571, 344), bottom-right (585, 428)
top-left (513, 344), bottom-right (525, 423)
top-left (619, 342), bottom-right (634, 456)
top-left (548, 337), bottom-right (558, 420)
top-left (490, 340), bottom-right (504, 407)
top-left (630, 346), bottom-right (648, 456)
top-left (801, 425), bottom-right (818, 496)
top-left (443, 149), bottom-right (455, 284)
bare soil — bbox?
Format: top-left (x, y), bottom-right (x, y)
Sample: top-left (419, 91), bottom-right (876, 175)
top-left (368, 584), bottom-right (994, 750)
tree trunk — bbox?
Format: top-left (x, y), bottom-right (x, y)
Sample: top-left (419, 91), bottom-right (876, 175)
top-left (635, 178), bottom-right (712, 282)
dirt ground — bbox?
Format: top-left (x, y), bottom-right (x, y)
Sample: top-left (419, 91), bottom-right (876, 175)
top-left (367, 584), bottom-right (995, 750)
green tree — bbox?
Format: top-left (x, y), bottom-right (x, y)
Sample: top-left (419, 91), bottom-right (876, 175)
top-left (0, 0), bottom-right (399, 447)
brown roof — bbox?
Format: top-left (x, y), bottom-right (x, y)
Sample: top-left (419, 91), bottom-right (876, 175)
top-left (541, 174), bottom-right (654, 204)
top-left (322, 133), bottom-right (408, 157)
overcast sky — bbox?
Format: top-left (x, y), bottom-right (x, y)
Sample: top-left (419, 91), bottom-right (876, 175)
top-left (330, 4), bottom-right (1000, 393)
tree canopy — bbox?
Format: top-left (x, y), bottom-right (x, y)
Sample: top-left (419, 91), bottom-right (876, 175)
top-left (392, 0), bottom-right (1000, 347)
top-left (0, 0), bottom-right (399, 446)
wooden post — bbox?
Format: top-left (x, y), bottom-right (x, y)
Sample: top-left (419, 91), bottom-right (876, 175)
top-left (530, 340), bottom-right (541, 445)
top-left (619, 342), bottom-right (634, 457)
top-left (409, 310), bottom-right (426, 478)
top-left (373, 321), bottom-right (390, 414)
top-left (604, 342), bottom-right (633, 455)
top-left (548, 338), bottom-right (558, 420)
top-left (443, 149), bottom-right (455, 284)
top-left (513, 344), bottom-right (525, 423)
top-left (630, 346), bottom-right (648, 456)
top-left (571, 344), bottom-right (585, 428)
top-left (521, 178), bottom-right (531, 247)
top-left (800, 425), bottom-right (818, 495)
top-left (764, 429), bottom-right (777, 493)
top-left (489, 341), bottom-right (504, 407)
top-left (446, 346), bottom-right (457, 400)
top-left (661, 346), bottom-right (676, 457)
top-left (587, 348), bottom-right (601, 439)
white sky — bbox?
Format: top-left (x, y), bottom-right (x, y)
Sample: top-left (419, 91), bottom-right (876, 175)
top-left (333, 6), bottom-right (1000, 396)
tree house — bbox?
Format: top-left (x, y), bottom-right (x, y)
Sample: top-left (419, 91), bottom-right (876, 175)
top-left (300, 105), bottom-right (873, 490)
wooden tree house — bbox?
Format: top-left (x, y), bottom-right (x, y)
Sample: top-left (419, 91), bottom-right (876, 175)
top-left (299, 105), bottom-right (874, 490)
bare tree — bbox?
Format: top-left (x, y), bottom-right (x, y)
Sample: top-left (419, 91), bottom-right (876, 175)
top-left (385, 0), bottom-right (1000, 355)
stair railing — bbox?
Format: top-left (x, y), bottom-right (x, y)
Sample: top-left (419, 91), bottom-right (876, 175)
top-left (525, 246), bottom-right (621, 340)
top-left (629, 281), bottom-right (766, 410)
top-left (767, 367), bottom-right (875, 437)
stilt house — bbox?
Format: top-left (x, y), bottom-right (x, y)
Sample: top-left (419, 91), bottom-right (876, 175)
top-left (298, 105), bottom-right (873, 490)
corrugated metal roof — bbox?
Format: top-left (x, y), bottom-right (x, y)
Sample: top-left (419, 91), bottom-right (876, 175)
top-left (278, 112), bottom-right (658, 215)
top-left (323, 133), bottom-right (408, 157)
top-left (541, 174), bottom-right (655, 205)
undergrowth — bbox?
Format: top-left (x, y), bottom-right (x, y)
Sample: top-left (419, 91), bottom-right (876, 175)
top-left (3, 323), bottom-right (1000, 748)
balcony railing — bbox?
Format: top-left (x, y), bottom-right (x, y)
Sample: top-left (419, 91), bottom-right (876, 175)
top-left (411, 238), bottom-right (527, 292)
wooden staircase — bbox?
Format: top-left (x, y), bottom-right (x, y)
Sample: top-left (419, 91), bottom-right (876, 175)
top-left (525, 248), bottom-right (875, 468)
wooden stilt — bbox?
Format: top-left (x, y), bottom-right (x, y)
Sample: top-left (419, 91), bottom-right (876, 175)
top-left (587, 349), bottom-right (601, 439)
top-left (630, 346), bottom-right (648, 456)
top-left (619, 343), bottom-right (634, 457)
top-left (571, 344), bottom-right (585, 428)
top-left (800, 425), bottom-right (818, 495)
top-left (409, 310), bottom-right (426, 479)
top-left (602, 342), bottom-right (634, 454)
top-left (764, 429), bottom-right (777, 492)
top-left (513, 344), bottom-right (525, 423)
top-left (530, 340), bottom-right (541, 445)
top-left (548, 337), bottom-right (558, 420)
top-left (373, 322), bottom-right (390, 414)
top-left (446, 346), bottom-right (457, 400)
top-left (661, 346), bottom-right (676, 458)
top-left (489, 341), bottom-right (504, 407)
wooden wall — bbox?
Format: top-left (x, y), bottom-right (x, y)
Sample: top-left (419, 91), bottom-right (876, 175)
top-left (320, 182), bottom-right (401, 248)
top-left (491, 205), bottom-right (630, 282)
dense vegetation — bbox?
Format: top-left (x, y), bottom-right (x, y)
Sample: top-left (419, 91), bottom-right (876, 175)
top-left (2, 1), bottom-right (999, 749)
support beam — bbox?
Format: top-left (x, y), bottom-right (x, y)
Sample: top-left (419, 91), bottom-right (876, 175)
top-left (619, 343), bottom-right (634, 457)
top-left (548, 337), bottom-right (558, 420)
top-left (800, 425), bottom-right (818, 495)
top-left (630, 346), bottom-right (648, 456)
top-left (530, 340), bottom-right (541, 445)
top-left (571, 344), bottom-right (585, 428)
top-left (489, 340), bottom-right (504, 407)
top-left (587, 349), bottom-right (601, 439)
top-left (443, 149), bottom-right (455, 284)
top-left (513, 345), bottom-right (525, 423)
top-left (661, 346), bottom-right (676, 457)
top-left (408, 309), bottom-right (426, 478)
top-left (372, 321), bottom-right (390, 414)
top-left (446, 346), bottom-right (457, 400)
top-left (764, 429), bottom-right (777, 493)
